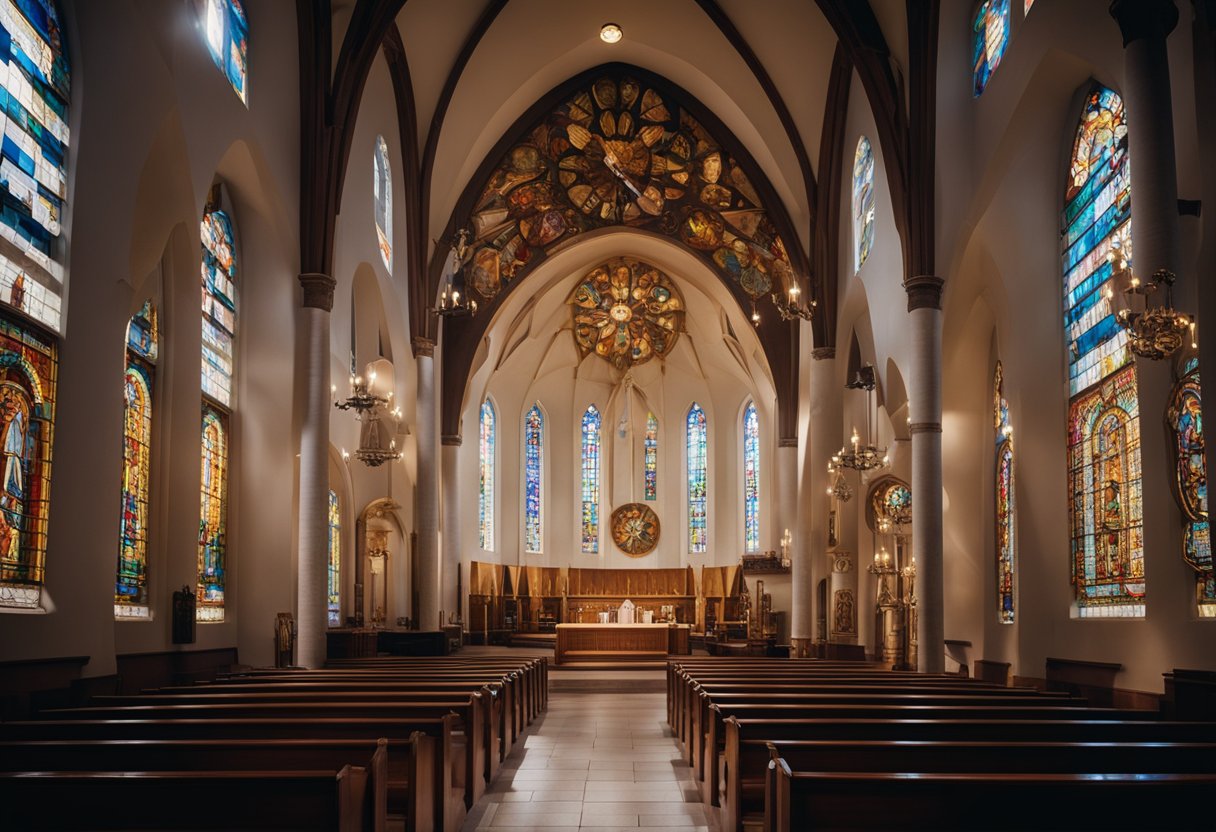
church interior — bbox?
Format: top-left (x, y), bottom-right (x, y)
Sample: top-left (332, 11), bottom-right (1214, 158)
top-left (2, 0), bottom-right (1216, 829)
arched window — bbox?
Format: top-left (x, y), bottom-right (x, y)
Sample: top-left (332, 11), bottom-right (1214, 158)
top-left (581, 405), bottom-right (601, 553)
top-left (479, 398), bottom-right (495, 550)
top-left (374, 135), bottom-right (392, 272)
top-left (116, 302), bottom-right (158, 619)
top-left (1062, 84), bottom-right (1143, 618)
top-left (993, 362), bottom-right (1014, 624)
top-left (1168, 359), bottom-right (1213, 617)
top-left (743, 401), bottom-right (760, 553)
top-left (972, 0), bottom-right (1010, 97)
top-left (328, 489), bottom-right (340, 626)
top-left (687, 403), bottom-right (708, 554)
top-left (852, 137), bottom-right (875, 273)
top-left (0, 315), bottom-right (57, 611)
top-left (0, 0), bottom-right (70, 333)
top-left (524, 404), bottom-right (543, 553)
top-left (644, 412), bottom-right (658, 501)
top-left (199, 186), bottom-right (237, 621)
top-left (202, 0), bottom-right (248, 104)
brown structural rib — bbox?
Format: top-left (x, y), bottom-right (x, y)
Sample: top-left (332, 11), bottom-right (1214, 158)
top-left (413, 0), bottom-right (510, 348)
top-left (382, 24), bottom-right (423, 338)
top-left (297, 0), bottom-right (407, 278)
top-left (434, 63), bottom-right (804, 444)
top-left (904, 0), bottom-right (939, 282)
top-left (812, 44), bottom-right (852, 350)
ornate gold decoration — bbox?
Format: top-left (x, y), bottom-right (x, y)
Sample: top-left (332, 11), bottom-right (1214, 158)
top-left (570, 258), bottom-right (683, 369)
top-left (610, 502), bottom-right (661, 556)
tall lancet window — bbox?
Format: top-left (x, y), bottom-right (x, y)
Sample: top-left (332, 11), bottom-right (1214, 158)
top-left (852, 137), bottom-right (875, 272)
top-left (972, 0), bottom-right (1010, 97)
top-left (374, 135), bottom-right (392, 272)
top-left (116, 302), bottom-right (158, 619)
top-left (1062, 84), bottom-right (1143, 618)
top-left (581, 405), bottom-right (601, 553)
top-left (687, 403), bottom-right (708, 554)
top-left (524, 404), bottom-right (543, 553)
top-left (479, 399), bottom-right (495, 550)
top-left (993, 362), bottom-right (1014, 624)
top-left (328, 489), bottom-right (340, 626)
top-left (1168, 358), bottom-right (1213, 616)
top-left (202, 0), bottom-right (248, 104)
top-left (742, 401), bottom-right (760, 553)
top-left (644, 412), bottom-right (658, 500)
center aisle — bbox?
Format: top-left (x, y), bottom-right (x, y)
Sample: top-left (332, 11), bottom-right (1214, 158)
top-left (462, 690), bottom-right (713, 831)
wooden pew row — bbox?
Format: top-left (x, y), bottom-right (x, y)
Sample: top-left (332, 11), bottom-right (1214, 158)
top-left (1, 716), bottom-right (461, 832)
top-left (770, 763), bottom-right (1216, 832)
top-left (0, 768), bottom-right (379, 832)
top-left (665, 659), bottom-right (891, 717)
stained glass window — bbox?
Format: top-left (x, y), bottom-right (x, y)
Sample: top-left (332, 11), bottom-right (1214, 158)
top-left (581, 405), bottom-right (600, 553)
top-left (1024, 0), bottom-right (1035, 13)
top-left (1168, 358), bottom-right (1213, 617)
top-left (479, 398), bottom-right (495, 550)
top-left (852, 137), bottom-right (875, 272)
top-left (524, 404), bottom-right (543, 553)
top-left (687, 403), bottom-right (707, 554)
top-left (570, 259), bottom-right (684, 369)
top-left (994, 362), bottom-right (1014, 624)
top-left (1063, 84), bottom-right (1144, 618)
top-left (197, 405), bottom-right (228, 621)
top-left (116, 302), bottom-right (157, 620)
top-left (743, 401), bottom-right (760, 553)
top-left (374, 135), bottom-right (392, 272)
top-left (201, 190), bottom-right (237, 406)
top-left (0, 313), bottom-right (56, 611)
top-left (0, 0), bottom-right (70, 333)
top-left (973, 0), bottom-right (1010, 97)
top-left (328, 489), bottom-right (340, 626)
top-left (644, 412), bottom-right (658, 501)
top-left (202, 0), bottom-right (248, 104)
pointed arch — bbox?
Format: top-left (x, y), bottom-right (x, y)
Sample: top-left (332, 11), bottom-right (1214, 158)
top-left (479, 397), bottom-right (496, 551)
top-left (116, 301), bottom-right (158, 619)
top-left (687, 402), bottom-right (708, 554)
top-left (581, 404), bottom-right (601, 554)
top-left (328, 489), bottom-right (341, 626)
top-left (524, 402), bottom-right (544, 554)
top-left (742, 400), bottom-right (760, 553)
top-left (644, 412), bottom-right (659, 501)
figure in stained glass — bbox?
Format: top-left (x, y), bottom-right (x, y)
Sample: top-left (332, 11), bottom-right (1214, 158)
top-left (743, 401), bottom-right (760, 553)
top-left (1167, 358), bottom-right (1212, 616)
top-left (852, 137), bottom-right (875, 272)
top-left (993, 362), bottom-right (1015, 624)
top-left (116, 302), bottom-right (158, 618)
top-left (973, 0), bottom-right (1010, 97)
top-left (328, 490), bottom-right (340, 626)
top-left (644, 412), bottom-right (658, 501)
top-left (525, 405), bottom-right (543, 553)
top-left (198, 406), bottom-right (228, 621)
top-left (480, 399), bottom-right (496, 550)
top-left (687, 403), bottom-right (707, 554)
top-left (202, 0), bottom-right (248, 104)
top-left (581, 405), bottom-right (601, 553)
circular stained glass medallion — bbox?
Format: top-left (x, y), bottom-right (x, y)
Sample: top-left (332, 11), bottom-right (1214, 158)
top-left (570, 258), bottom-right (684, 370)
top-left (611, 502), bottom-right (661, 557)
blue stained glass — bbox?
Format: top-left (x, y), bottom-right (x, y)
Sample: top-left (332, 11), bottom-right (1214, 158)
top-left (197, 404), bottom-right (228, 621)
top-left (327, 489), bottom-right (340, 626)
top-left (972, 0), bottom-right (1010, 97)
top-left (852, 137), bottom-right (875, 272)
top-left (524, 404), bottom-right (543, 553)
top-left (1168, 361), bottom-right (1212, 615)
top-left (581, 405), bottom-right (600, 553)
top-left (116, 302), bottom-right (157, 619)
top-left (743, 402), bottom-right (760, 553)
top-left (202, 0), bottom-right (248, 104)
top-left (687, 403), bottom-right (708, 554)
top-left (644, 412), bottom-right (658, 501)
top-left (201, 194), bottom-right (237, 406)
top-left (480, 399), bottom-right (495, 550)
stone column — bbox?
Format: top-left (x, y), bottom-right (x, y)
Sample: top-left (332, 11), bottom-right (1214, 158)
top-left (905, 274), bottom-right (944, 673)
top-left (415, 338), bottom-right (440, 631)
top-left (297, 273), bottom-right (336, 668)
top-left (777, 438), bottom-right (797, 646)
top-left (441, 436), bottom-right (462, 628)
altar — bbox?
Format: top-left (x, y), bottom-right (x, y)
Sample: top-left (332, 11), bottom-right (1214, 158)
top-left (554, 622), bottom-right (691, 665)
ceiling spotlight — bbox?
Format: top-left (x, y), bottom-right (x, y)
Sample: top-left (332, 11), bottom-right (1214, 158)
top-left (600, 23), bottom-right (623, 44)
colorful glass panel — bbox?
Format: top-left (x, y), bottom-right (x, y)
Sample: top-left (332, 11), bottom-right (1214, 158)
top-left (994, 362), bottom-right (1014, 624)
top-left (479, 399), bottom-right (495, 550)
top-left (328, 489), bottom-right (340, 626)
top-left (581, 405), bottom-right (600, 553)
top-left (197, 405), bottom-right (228, 621)
top-left (1167, 358), bottom-right (1212, 616)
top-left (852, 137), bottom-right (875, 272)
top-left (524, 404), bottom-right (543, 553)
top-left (644, 412), bottom-right (658, 501)
top-left (1068, 366), bottom-right (1144, 617)
top-left (570, 258), bottom-right (684, 369)
top-left (0, 313), bottom-right (55, 610)
top-left (201, 196), bottom-right (237, 406)
top-left (374, 135), bottom-right (392, 272)
top-left (0, 0), bottom-right (70, 332)
top-left (1024, 0), bottom-right (1035, 13)
top-left (203, 0), bottom-right (248, 104)
top-left (116, 302), bottom-right (157, 619)
top-left (973, 0), bottom-right (1010, 97)
top-left (687, 403), bottom-right (707, 554)
top-left (743, 401), bottom-right (760, 553)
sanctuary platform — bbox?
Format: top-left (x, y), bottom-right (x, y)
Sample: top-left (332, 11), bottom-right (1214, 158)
top-left (554, 623), bottom-right (691, 665)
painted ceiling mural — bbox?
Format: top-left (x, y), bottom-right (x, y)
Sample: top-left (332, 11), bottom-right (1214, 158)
top-left (466, 71), bottom-right (797, 304)
top-left (570, 258), bottom-right (684, 370)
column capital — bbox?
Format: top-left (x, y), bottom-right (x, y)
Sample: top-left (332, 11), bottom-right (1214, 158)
top-left (904, 274), bottom-right (944, 312)
top-left (441, 434), bottom-right (463, 446)
top-left (811, 347), bottom-right (836, 361)
top-left (778, 437), bottom-right (799, 448)
top-left (412, 336), bottom-right (435, 358)
top-left (1109, 0), bottom-right (1178, 46)
top-left (909, 421), bottom-right (943, 434)
top-left (299, 273), bottom-right (336, 311)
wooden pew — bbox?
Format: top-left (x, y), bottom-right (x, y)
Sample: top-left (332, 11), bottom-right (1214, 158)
top-left (1, 716), bottom-right (459, 832)
top-left (770, 762), bottom-right (1216, 831)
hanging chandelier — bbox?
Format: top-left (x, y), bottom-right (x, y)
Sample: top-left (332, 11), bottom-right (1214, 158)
top-left (334, 369), bottom-right (388, 416)
top-left (334, 369), bottom-right (402, 467)
top-left (433, 228), bottom-right (479, 319)
top-left (771, 282), bottom-right (815, 322)
top-left (834, 365), bottom-right (888, 473)
top-left (1107, 244), bottom-right (1193, 361)
top-left (826, 459), bottom-right (854, 502)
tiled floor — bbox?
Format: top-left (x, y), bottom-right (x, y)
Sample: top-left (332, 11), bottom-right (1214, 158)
top-left (462, 691), bottom-right (714, 831)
